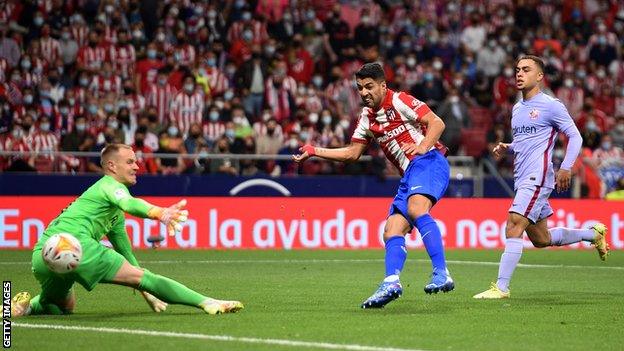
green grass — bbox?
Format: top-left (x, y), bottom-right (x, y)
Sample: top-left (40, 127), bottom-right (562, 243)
top-left (3, 249), bottom-right (623, 351)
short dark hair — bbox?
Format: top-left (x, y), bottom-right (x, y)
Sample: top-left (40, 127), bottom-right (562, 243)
top-left (355, 62), bottom-right (386, 81)
top-left (516, 55), bottom-right (545, 73)
top-left (101, 143), bottom-right (132, 166)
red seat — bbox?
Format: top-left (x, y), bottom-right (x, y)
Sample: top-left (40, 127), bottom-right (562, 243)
top-left (461, 128), bottom-right (488, 157)
top-left (468, 107), bottom-right (493, 130)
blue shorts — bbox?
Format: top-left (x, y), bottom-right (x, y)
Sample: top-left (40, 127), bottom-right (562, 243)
top-left (388, 150), bottom-right (449, 222)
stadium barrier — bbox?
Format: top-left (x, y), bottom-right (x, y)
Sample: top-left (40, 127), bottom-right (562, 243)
top-left (1, 197), bottom-right (621, 250)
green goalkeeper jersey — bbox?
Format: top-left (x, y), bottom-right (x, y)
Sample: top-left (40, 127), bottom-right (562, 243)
top-left (37, 175), bottom-right (153, 266)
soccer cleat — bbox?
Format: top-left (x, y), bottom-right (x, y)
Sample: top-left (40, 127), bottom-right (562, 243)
top-left (11, 291), bottom-right (32, 317)
top-left (591, 223), bottom-right (610, 261)
top-left (360, 281), bottom-right (403, 309)
top-left (473, 283), bottom-right (510, 299)
top-left (424, 268), bottom-right (455, 294)
top-left (200, 298), bottom-right (244, 315)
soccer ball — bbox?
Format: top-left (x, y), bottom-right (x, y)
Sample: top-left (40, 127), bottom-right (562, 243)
top-left (42, 233), bottom-right (82, 274)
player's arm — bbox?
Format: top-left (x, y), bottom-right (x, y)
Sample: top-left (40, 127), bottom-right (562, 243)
top-left (104, 185), bottom-right (188, 236)
top-left (552, 100), bottom-right (583, 192)
top-left (293, 142), bottom-right (367, 163)
top-left (401, 111), bottom-right (445, 155)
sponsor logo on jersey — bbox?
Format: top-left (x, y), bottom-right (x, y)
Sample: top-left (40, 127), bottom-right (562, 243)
top-left (377, 124), bottom-right (406, 143)
top-left (114, 188), bottom-right (128, 200)
top-left (512, 125), bottom-right (538, 135)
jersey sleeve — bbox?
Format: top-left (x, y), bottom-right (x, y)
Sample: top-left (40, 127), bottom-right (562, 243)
top-left (106, 216), bottom-right (140, 267)
top-left (101, 180), bottom-right (152, 218)
top-left (351, 110), bottom-right (373, 145)
top-left (396, 92), bottom-right (432, 122)
top-left (549, 99), bottom-right (576, 132)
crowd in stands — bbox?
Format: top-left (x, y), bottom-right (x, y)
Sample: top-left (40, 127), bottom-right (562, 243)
top-left (0, 0), bottom-right (622, 197)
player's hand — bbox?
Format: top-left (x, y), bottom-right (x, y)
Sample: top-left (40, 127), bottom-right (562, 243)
top-left (555, 169), bottom-right (572, 193)
top-left (492, 142), bottom-right (510, 161)
top-left (400, 142), bottom-right (428, 156)
top-left (292, 144), bottom-right (316, 163)
top-left (148, 199), bottom-right (189, 236)
top-left (141, 291), bottom-right (168, 312)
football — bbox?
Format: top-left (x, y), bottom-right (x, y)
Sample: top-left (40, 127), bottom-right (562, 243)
top-left (42, 233), bottom-right (82, 274)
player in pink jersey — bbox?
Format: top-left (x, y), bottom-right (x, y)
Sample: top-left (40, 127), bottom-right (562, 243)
top-left (473, 55), bottom-right (609, 299)
top-left (294, 63), bottom-right (453, 308)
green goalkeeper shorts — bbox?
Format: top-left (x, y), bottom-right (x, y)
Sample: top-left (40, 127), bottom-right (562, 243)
top-left (32, 232), bottom-right (126, 301)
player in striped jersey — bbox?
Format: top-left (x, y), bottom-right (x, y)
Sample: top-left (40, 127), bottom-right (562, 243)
top-left (473, 56), bottom-right (609, 299)
top-left (294, 63), bottom-right (454, 308)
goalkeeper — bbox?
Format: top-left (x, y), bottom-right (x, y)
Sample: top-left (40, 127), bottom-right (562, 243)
top-left (11, 144), bottom-right (243, 316)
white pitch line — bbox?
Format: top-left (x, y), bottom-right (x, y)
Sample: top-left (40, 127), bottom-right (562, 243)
top-left (13, 323), bottom-right (426, 351)
top-left (1, 258), bottom-right (623, 270)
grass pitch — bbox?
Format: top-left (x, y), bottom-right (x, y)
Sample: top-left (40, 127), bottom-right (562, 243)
top-left (3, 249), bottom-right (623, 351)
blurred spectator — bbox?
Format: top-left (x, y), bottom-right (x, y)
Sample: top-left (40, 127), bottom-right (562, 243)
top-left (277, 131), bottom-right (302, 176)
top-left (0, 27), bottom-right (20, 67)
top-left (460, 13), bottom-right (486, 54)
top-left (265, 60), bottom-right (297, 122)
top-left (610, 116), bottom-right (624, 148)
top-left (59, 26), bottom-right (79, 67)
top-left (437, 89), bottom-right (471, 155)
top-left (476, 37), bottom-right (507, 78)
top-left (605, 177), bottom-right (624, 200)
top-left (156, 126), bottom-right (186, 175)
top-left (255, 118), bottom-right (283, 174)
top-left (132, 127), bottom-right (157, 175)
top-left (286, 33), bottom-right (314, 85)
top-left (146, 68), bottom-right (177, 123)
top-left (32, 115), bottom-right (60, 171)
top-left (2, 122), bottom-right (36, 172)
top-left (169, 75), bottom-right (204, 136)
top-left (184, 123), bottom-right (207, 155)
top-left (210, 136), bottom-right (239, 176)
top-left (556, 74), bottom-right (584, 118)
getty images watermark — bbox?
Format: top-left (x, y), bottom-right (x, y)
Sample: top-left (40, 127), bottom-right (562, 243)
top-left (2, 281), bottom-right (10, 348)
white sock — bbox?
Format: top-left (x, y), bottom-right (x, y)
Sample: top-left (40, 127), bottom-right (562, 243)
top-left (549, 227), bottom-right (595, 246)
top-left (496, 238), bottom-right (523, 292)
top-left (383, 274), bottom-right (400, 283)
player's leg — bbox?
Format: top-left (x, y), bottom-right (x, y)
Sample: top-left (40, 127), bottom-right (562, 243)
top-left (361, 214), bottom-right (411, 309)
top-left (105, 260), bottom-right (243, 314)
top-left (474, 211), bottom-right (529, 299)
top-left (403, 151), bottom-right (452, 293)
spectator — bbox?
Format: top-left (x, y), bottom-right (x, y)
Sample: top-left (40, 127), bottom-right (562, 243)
top-left (610, 116), bottom-right (624, 148)
top-left (210, 136), bottom-right (239, 176)
top-left (437, 89), bottom-right (471, 155)
top-left (169, 75), bottom-right (204, 136)
top-left (184, 123), bottom-right (207, 155)
top-left (132, 127), bottom-right (157, 175)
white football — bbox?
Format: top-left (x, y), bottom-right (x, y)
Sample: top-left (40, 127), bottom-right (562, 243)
top-left (42, 233), bottom-right (82, 274)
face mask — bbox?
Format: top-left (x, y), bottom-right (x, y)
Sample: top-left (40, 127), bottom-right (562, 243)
top-left (312, 76), bottom-right (323, 87)
top-left (208, 10), bottom-right (217, 19)
top-left (308, 113), bottom-right (319, 124)
top-left (11, 74), bottom-right (20, 82)
top-left (242, 30), bottom-right (253, 41)
top-left (596, 70), bottom-right (606, 79)
top-left (68, 98), bottom-right (75, 105)
top-left (554, 149), bottom-right (565, 159)
top-left (60, 107), bottom-right (69, 115)
top-left (184, 83), bottom-right (194, 93)
top-left (224, 90), bottom-right (234, 101)
top-left (322, 115), bottom-right (332, 125)
top-left (601, 142), bottom-right (612, 150)
top-left (424, 72), bottom-right (434, 82)
top-left (577, 71), bottom-right (586, 79)
top-left (616, 123), bottom-right (624, 132)
top-left (108, 120), bottom-right (119, 129)
top-left (75, 123), bottom-right (86, 132)
top-left (433, 61), bottom-right (443, 71)
top-left (21, 60), bottom-right (31, 69)
top-left (225, 129), bottom-right (235, 138)
top-left (214, 100), bottom-right (224, 109)
top-left (158, 77), bottom-right (167, 85)
top-left (206, 58), bottom-right (216, 67)
top-left (339, 120), bottom-right (350, 129)
top-left (168, 126), bottom-right (178, 136)
top-left (242, 12), bottom-right (252, 21)
top-left (62, 32), bottom-right (71, 40)
top-left (156, 33), bottom-right (166, 42)
top-left (265, 46), bottom-right (276, 56)
top-left (34, 17), bottom-right (44, 26)
top-left (88, 105), bottom-right (98, 114)
top-left (406, 58), bottom-right (416, 67)
top-left (564, 79), bottom-right (574, 88)
top-left (147, 49), bottom-right (157, 59)
top-left (504, 68), bottom-right (513, 77)
top-left (12, 129), bottom-right (22, 138)
top-left (288, 138), bottom-right (298, 148)
top-left (585, 121), bottom-right (598, 131)
top-left (80, 77), bottom-right (89, 86)
top-left (209, 111), bottom-right (219, 121)
top-left (23, 95), bottom-right (33, 104)
top-left (40, 123), bottom-right (50, 132)
top-left (133, 30), bottom-right (143, 39)
top-left (449, 96), bottom-right (459, 104)
top-left (104, 103), bottom-right (114, 113)
top-left (488, 40), bottom-right (496, 48)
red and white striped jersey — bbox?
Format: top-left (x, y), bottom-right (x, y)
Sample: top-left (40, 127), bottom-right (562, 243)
top-left (227, 20), bottom-right (268, 45)
top-left (39, 37), bottom-right (61, 63)
top-left (71, 86), bottom-right (88, 104)
top-left (351, 89), bottom-right (446, 175)
top-left (203, 67), bottom-right (229, 96)
top-left (77, 45), bottom-right (107, 71)
top-left (89, 74), bottom-right (122, 97)
top-left (265, 76), bottom-right (297, 122)
top-left (109, 44), bottom-right (136, 78)
top-left (173, 44), bottom-right (196, 67)
top-left (147, 83), bottom-right (177, 123)
top-left (102, 26), bottom-right (118, 45)
top-left (33, 131), bottom-right (59, 158)
top-left (21, 71), bottom-right (41, 88)
top-left (202, 121), bottom-right (226, 143)
top-left (37, 0), bottom-right (53, 14)
top-left (170, 91), bottom-right (204, 135)
top-left (71, 25), bottom-right (89, 47)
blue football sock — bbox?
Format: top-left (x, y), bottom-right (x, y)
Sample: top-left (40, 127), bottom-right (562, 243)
top-left (415, 214), bottom-right (447, 272)
top-left (384, 236), bottom-right (407, 278)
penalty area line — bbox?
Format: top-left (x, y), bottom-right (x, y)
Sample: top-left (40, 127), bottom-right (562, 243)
top-left (13, 322), bottom-right (427, 351)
